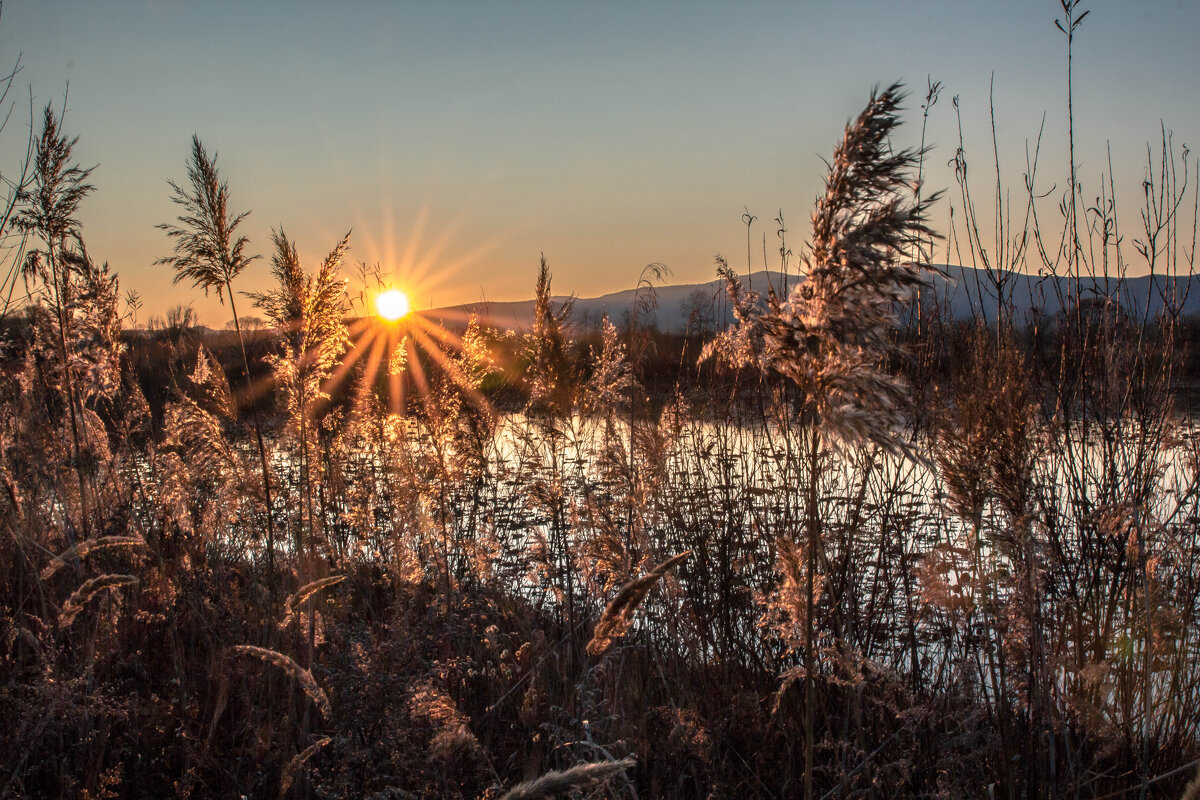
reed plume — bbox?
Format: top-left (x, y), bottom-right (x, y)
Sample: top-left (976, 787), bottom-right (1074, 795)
top-left (230, 644), bottom-right (332, 720)
top-left (703, 82), bottom-right (940, 455)
top-left (587, 550), bottom-right (690, 656)
top-left (41, 536), bottom-right (146, 581)
top-left (16, 105), bottom-right (98, 535)
top-left (499, 756), bottom-right (636, 800)
top-left (278, 736), bottom-right (331, 798)
top-left (57, 574), bottom-right (139, 627)
top-left (156, 136), bottom-right (256, 301)
top-left (700, 83), bottom-right (939, 800)
top-left (156, 135), bottom-right (278, 577)
top-left (279, 575), bottom-right (345, 629)
top-left (251, 230), bottom-right (350, 563)
top-left (524, 255), bottom-right (576, 418)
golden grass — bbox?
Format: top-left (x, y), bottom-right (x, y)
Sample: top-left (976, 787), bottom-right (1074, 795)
top-left (279, 575), bottom-right (345, 629)
top-left (586, 551), bottom-right (690, 656)
top-left (57, 574), bottom-right (139, 627)
top-left (230, 645), bottom-right (332, 720)
top-left (279, 736), bottom-right (331, 798)
top-left (41, 536), bottom-right (146, 581)
top-left (499, 756), bottom-right (636, 800)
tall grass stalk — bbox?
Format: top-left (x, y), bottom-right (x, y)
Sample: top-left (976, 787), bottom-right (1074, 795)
top-left (3, 5), bottom-right (1200, 795)
top-left (157, 136), bottom-right (278, 581)
top-left (704, 82), bottom-right (939, 800)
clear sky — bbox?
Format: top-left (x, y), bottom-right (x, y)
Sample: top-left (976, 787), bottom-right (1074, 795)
top-left (1, 0), bottom-right (1197, 326)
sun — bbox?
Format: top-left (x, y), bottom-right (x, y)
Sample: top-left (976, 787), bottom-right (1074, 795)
top-left (375, 288), bottom-right (410, 321)
top-left (328, 218), bottom-right (501, 420)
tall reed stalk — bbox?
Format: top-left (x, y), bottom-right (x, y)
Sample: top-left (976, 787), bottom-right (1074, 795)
top-left (704, 82), bottom-right (940, 799)
top-left (157, 136), bottom-right (279, 581)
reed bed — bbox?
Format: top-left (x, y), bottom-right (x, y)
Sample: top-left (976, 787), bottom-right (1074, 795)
top-left (1, 4), bottom-right (1198, 798)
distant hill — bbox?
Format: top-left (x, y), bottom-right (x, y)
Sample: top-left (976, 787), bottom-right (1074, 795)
top-left (923, 265), bottom-right (1200, 326)
top-left (421, 265), bottom-right (1200, 333)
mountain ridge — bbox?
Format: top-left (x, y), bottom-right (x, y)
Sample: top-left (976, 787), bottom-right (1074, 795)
top-left (419, 265), bottom-right (1200, 333)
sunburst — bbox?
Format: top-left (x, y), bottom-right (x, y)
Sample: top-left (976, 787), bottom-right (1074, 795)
top-left (312, 213), bottom-right (505, 421)
top-left (375, 288), bottom-right (410, 321)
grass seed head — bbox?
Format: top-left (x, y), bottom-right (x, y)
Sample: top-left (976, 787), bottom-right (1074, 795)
top-left (230, 645), bottom-right (332, 720)
top-left (499, 756), bottom-right (636, 800)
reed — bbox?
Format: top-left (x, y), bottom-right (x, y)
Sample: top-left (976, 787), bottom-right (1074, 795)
top-left (2, 3), bottom-right (1199, 796)
top-left (278, 736), bottom-right (331, 798)
top-left (230, 644), bottom-right (332, 721)
top-left (57, 573), bottom-right (138, 627)
top-left (40, 536), bottom-right (145, 581)
top-left (499, 756), bottom-right (636, 800)
top-left (586, 550), bottom-right (690, 656)
top-left (278, 575), bottom-right (345, 629)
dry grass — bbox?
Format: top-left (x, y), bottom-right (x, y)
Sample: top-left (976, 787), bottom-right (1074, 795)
top-left (278, 736), bottom-right (331, 798)
top-left (41, 536), bottom-right (146, 581)
top-left (586, 550), bottom-right (690, 656)
top-left (230, 644), bottom-right (332, 720)
top-left (3, 26), bottom-right (1200, 797)
top-left (57, 574), bottom-right (139, 627)
top-left (499, 756), bottom-right (636, 800)
top-left (278, 574), bottom-right (345, 629)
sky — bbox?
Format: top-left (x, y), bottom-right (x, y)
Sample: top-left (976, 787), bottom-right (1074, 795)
top-left (1, 0), bottom-right (1197, 326)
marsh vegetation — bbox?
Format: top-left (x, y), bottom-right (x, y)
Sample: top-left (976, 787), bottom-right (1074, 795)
top-left (2, 4), bottom-right (1200, 798)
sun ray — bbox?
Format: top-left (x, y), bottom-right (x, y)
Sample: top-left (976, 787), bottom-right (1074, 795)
top-left (386, 323), bottom-right (406, 416)
top-left (355, 326), bottom-right (389, 413)
top-left (360, 323), bottom-right (388, 377)
top-left (240, 370), bottom-right (279, 406)
top-left (400, 235), bottom-right (507, 315)
top-left (409, 313), bottom-right (465, 352)
top-left (408, 323), bottom-right (493, 416)
top-left (348, 220), bottom-right (508, 323)
top-left (317, 205), bottom-right (515, 432)
top-left (321, 323), bottom-right (380, 400)
top-left (396, 204), bottom-right (430, 285)
top-left (403, 222), bottom-right (457, 292)
top-left (419, 236), bottom-right (505, 289)
top-left (411, 306), bottom-right (476, 333)
top-left (347, 316), bottom-right (376, 338)
top-left (406, 332), bottom-right (431, 407)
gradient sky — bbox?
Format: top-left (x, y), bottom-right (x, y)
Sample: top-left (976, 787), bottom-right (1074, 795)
top-left (2, 0), bottom-right (1197, 326)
